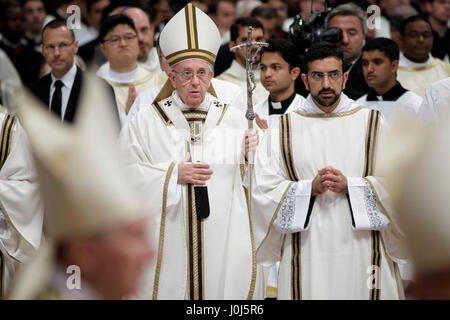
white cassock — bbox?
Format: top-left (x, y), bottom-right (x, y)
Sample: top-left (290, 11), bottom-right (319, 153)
top-left (397, 53), bottom-right (450, 97)
top-left (217, 60), bottom-right (269, 106)
top-left (252, 93), bottom-right (408, 300)
top-left (356, 82), bottom-right (423, 124)
top-left (125, 77), bottom-right (247, 125)
top-left (119, 86), bottom-right (256, 300)
top-left (254, 93), bottom-right (307, 129)
top-left (418, 77), bottom-right (450, 123)
top-left (97, 65), bottom-right (162, 126)
top-left (0, 110), bottom-right (43, 296)
top-left (253, 92), bottom-right (306, 298)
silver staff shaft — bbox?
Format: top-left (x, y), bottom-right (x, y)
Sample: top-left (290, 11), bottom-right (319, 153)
top-left (230, 26), bottom-right (268, 215)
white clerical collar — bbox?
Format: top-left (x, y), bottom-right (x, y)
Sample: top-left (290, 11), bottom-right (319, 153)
top-left (103, 66), bottom-right (139, 83)
top-left (228, 60), bottom-right (261, 80)
top-left (172, 90), bottom-right (211, 111)
top-left (51, 62), bottom-right (77, 90)
top-left (304, 93), bottom-right (356, 114)
top-left (399, 52), bottom-right (432, 68)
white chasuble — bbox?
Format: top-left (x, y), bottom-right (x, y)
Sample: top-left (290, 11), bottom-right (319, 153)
top-left (120, 92), bottom-right (256, 300)
top-left (0, 111), bottom-right (43, 297)
top-left (252, 95), bottom-right (408, 300)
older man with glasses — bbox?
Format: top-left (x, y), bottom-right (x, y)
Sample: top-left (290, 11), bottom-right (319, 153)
top-left (97, 14), bottom-right (160, 126)
top-left (119, 3), bottom-right (260, 300)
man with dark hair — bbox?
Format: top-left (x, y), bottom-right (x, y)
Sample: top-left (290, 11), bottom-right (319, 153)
top-left (210, 0), bottom-right (236, 44)
top-left (251, 5), bottom-right (278, 40)
top-left (253, 38), bottom-right (306, 300)
top-left (388, 5), bottom-right (419, 52)
top-left (357, 37), bottom-right (422, 124)
top-left (255, 38), bottom-right (305, 130)
top-left (217, 17), bottom-right (269, 106)
top-left (84, 0), bottom-right (110, 44)
top-left (30, 19), bottom-right (81, 122)
top-left (252, 41), bottom-right (406, 299)
top-left (0, 0), bottom-right (44, 87)
top-left (31, 19), bottom-right (118, 124)
top-left (266, 0), bottom-right (288, 39)
top-left (326, 3), bottom-right (370, 100)
top-left (397, 14), bottom-right (450, 96)
top-left (423, 0), bottom-right (450, 61)
top-left (21, 0), bottom-right (54, 50)
top-left (97, 14), bottom-right (159, 125)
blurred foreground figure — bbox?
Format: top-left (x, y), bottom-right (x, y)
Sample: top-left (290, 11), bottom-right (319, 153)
top-left (0, 105), bottom-right (43, 297)
top-left (8, 73), bottom-right (154, 300)
top-left (382, 109), bottom-right (450, 300)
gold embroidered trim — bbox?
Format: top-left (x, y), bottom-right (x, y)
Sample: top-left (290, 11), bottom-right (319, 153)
top-left (294, 106), bottom-right (363, 118)
top-left (152, 161), bottom-right (176, 299)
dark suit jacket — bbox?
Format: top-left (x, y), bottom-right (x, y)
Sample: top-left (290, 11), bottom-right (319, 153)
top-left (30, 67), bottom-right (120, 128)
top-left (343, 57), bottom-right (370, 101)
top-left (30, 66), bottom-right (83, 123)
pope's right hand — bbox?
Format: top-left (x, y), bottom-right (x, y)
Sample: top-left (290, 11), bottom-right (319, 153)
top-left (177, 153), bottom-right (213, 185)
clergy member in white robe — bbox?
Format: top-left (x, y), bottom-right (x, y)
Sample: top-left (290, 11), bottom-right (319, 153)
top-left (97, 14), bottom-right (160, 126)
top-left (9, 74), bottom-right (154, 300)
top-left (0, 106), bottom-right (43, 297)
top-left (119, 4), bottom-right (259, 300)
top-left (357, 38), bottom-right (422, 125)
top-left (254, 39), bottom-right (306, 130)
top-left (357, 82), bottom-right (422, 124)
top-left (397, 15), bottom-right (450, 97)
top-left (397, 52), bottom-right (450, 97)
top-left (253, 39), bottom-right (306, 298)
top-left (252, 42), bottom-right (407, 300)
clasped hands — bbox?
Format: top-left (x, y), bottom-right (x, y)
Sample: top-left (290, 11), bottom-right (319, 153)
top-left (177, 130), bottom-right (259, 184)
top-left (312, 166), bottom-right (348, 196)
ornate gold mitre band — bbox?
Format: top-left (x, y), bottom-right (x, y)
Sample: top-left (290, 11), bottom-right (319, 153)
top-left (166, 49), bottom-right (217, 67)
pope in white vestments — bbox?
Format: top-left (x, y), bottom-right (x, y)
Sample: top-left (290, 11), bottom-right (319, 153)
top-left (251, 43), bottom-right (407, 300)
top-left (119, 4), bottom-right (258, 300)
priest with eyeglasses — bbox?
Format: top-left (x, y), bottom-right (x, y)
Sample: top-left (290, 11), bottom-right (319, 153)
top-left (251, 42), bottom-right (408, 300)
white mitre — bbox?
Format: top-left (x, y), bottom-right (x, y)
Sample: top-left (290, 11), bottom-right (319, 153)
top-left (159, 3), bottom-right (221, 67)
top-left (379, 109), bottom-right (450, 275)
top-left (154, 3), bottom-right (221, 102)
top-left (15, 72), bottom-right (146, 239)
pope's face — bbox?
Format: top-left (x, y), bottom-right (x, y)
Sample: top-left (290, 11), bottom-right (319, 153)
top-left (169, 59), bottom-right (214, 108)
